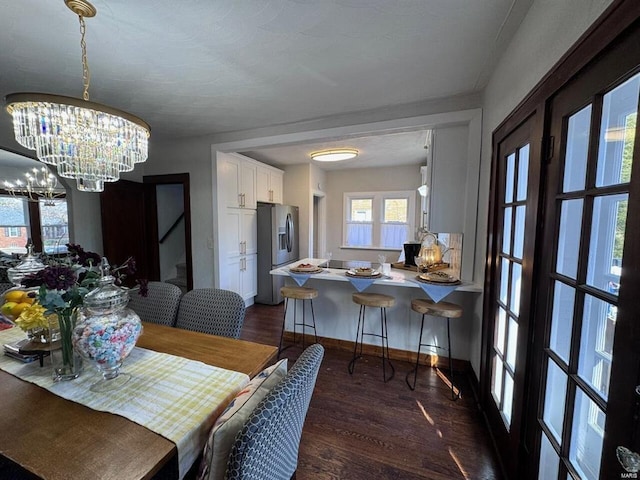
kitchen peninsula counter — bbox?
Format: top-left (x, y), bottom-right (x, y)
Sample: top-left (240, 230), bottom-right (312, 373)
top-left (270, 258), bottom-right (482, 362)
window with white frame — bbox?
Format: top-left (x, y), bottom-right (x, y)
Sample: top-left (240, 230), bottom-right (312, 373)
top-left (343, 191), bottom-right (416, 249)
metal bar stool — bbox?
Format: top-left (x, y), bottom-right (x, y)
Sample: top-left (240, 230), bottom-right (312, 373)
top-left (279, 286), bottom-right (319, 357)
top-left (348, 292), bottom-right (395, 382)
top-left (406, 298), bottom-right (463, 399)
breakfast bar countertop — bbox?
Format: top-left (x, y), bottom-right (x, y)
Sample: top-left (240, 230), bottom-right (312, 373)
top-left (271, 257), bottom-right (483, 293)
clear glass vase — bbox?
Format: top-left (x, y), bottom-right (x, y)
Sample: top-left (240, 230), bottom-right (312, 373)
top-left (72, 259), bottom-right (142, 392)
top-left (50, 309), bottom-right (83, 381)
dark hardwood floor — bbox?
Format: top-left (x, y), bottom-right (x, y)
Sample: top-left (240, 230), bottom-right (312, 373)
top-left (242, 303), bottom-right (503, 480)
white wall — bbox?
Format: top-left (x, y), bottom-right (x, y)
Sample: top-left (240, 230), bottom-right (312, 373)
top-left (471, 0), bottom-right (615, 378)
top-left (282, 164), bottom-right (312, 258)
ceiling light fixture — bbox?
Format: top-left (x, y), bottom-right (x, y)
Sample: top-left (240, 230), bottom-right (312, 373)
top-left (3, 166), bottom-right (65, 206)
top-left (4, 0), bottom-right (150, 193)
top-left (310, 148), bottom-right (358, 162)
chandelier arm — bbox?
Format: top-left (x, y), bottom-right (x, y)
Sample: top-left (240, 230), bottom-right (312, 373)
top-left (79, 14), bottom-right (91, 102)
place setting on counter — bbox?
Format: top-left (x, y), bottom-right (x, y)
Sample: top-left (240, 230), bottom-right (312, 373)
top-left (287, 262), bottom-right (325, 286)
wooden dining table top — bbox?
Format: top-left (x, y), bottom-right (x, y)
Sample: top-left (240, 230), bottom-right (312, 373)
top-left (0, 322), bottom-right (278, 480)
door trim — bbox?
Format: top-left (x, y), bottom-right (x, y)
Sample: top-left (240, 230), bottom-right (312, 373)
top-left (144, 173), bottom-right (193, 291)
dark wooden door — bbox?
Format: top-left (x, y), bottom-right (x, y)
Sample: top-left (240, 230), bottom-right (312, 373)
top-left (100, 180), bottom-right (154, 285)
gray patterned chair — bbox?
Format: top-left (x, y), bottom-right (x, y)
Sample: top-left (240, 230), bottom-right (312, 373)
top-left (127, 281), bottom-right (182, 327)
top-left (225, 343), bottom-right (324, 480)
top-left (176, 288), bottom-right (246, 338)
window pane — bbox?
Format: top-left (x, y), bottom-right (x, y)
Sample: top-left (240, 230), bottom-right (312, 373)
top-left (506, 317), bottom-right (518, 371)
top-left (346, 223), bottom-right (372, 247)
top-left (579, 294), bottom-right (616, 400)
top-left (0, 196), bottom-right (30, 254)
top-left (596, 73), bottom-right (639, 187)
top-left (556, 199), bottom-right (583, 279)
top-left (503, 372), bottom-right (514, 427)
top-left (550, 281), bottom-right (575, 363)
top-left (539, 433), bottom-right (560, 480)
top-left (505, 153), bottom-right (515, 203)
top-left (513, 205), bottom-right (525, 259)
top-left (502, 207), bottom-right (512, 255)
top-left (40, 199), bottom-right (69, 254)
top-left (517, 144), bottom-right (529, 201)
top-left (492, 355), bottom-right (504, 406)
top-left (500, 258), bottom-right (510, 305)
top-left (380, 224), bottom-right (408, 248)
top-left (350, 199), bottom-right (372, 221)
top-left (586, 194), bottom-right (627, 295)
top-left (543, 359), bottom-right (567, 443)
top-left (570, 389), bottom-right (604, 480)
top-left (383, 198), bottom-right (407, 222)
top-left (563, 105), bottom-right (592, 192)
top-left (495, 307), bottom-right (507, 355)
top-left (510, 262), bottom-right (522, 315)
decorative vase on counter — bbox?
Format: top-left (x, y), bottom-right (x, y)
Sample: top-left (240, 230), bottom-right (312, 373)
top-left (72, 259), bottom-right (142, 392)
top-left (51, 308), bottom-right (83, 381)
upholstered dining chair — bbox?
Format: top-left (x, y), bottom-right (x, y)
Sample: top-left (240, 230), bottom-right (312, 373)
top-left (127, 281), bottom-right (182, 327)
top-left (225, 343), bottom-right (324, 480)
top-left (176, 288), bottom-right (246, 338)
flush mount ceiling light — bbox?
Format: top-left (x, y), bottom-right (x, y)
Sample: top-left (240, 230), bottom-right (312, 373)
top-left (4, 0), bottom-right (150, 193)
top-left (310, 148), bottom-right (358, 162)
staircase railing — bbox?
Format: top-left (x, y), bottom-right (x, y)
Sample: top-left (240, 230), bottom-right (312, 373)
top-left (159, 212), bottom-right (184, 244)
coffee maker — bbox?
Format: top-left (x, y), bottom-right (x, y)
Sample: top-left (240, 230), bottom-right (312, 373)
top-left (403, 242), bottom-right (422, 267)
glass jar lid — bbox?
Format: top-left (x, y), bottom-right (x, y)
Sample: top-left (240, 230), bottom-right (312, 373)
top-left (7, 243), bottom-right (46, 285)
top-left (83, 258), bottom-right (129, 314)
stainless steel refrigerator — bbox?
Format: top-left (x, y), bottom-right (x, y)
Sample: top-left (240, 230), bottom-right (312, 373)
top-left (255, 203), bottom-right (299, 305)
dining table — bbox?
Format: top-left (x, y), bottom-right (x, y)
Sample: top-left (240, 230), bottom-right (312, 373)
top-left (0, 322), bottom-right (278, 480)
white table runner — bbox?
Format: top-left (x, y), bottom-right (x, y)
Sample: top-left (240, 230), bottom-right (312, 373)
top-left (0, 326), bottom-right (249, 479)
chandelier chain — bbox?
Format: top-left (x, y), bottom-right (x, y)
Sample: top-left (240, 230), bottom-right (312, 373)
top-left (79, 14), bottom-right (91, 102)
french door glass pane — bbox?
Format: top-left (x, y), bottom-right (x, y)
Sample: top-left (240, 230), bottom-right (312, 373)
top-left (578, 294), bottom-right (616, 400)
top-left (563, 105), bottom-right (592, 193)
top-left (492, 355), bottom-right (504, 405)
top-left (517, 145), bottom-right (529, 201)
top-left (503, 372), bottom-right (514, 426)
top-left (543, 359), bottom-right (567, 443)
top-left (570, 389), bottom-right (604, 480)
top-left (513, 205), bottom-right (526, 259)
top-left (539, 433), bottom-right (560, 480)
top-left (495, 307), bottom-right (507, 355)
top-left (596, 74), bottom-right (639, 187)
top-left (506, 317), bottom-right (518, 370)
top-left (586, 194), bottom-right (627, 295)
top-left (556, 199), bottom-right (583, 278)
top-left (40, 198), bottom-right (69, 254)
top-left (506, 153), bottom-right (515, 203)
top-left (550, 281), bottom-right (575, 363)
top-left (502, 207), bottom-right (512, 254)
top-left (500, 259), bottom-right (510, 305)
top-left (510, 262), bottom-right (522, 315)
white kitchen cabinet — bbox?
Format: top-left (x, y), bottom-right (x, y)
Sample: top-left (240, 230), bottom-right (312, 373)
top-left (217, 152), bottom-right (256, 209)
top-left (221, 209), bottom-right (257, 257)
top-left (256, 164), bottom-right (283, 204)
top-left (220, 254), bottom-right (256, 300)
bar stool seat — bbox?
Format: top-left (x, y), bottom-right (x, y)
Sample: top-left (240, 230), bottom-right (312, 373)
top-left (348, 292), bottom-right (395, 382)
top-left (279, 286), bottom-right (319, 357)
top-left (407, 298), bottom-right (463, 399)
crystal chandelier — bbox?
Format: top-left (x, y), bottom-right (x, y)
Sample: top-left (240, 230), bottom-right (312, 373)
top-left (4, 0), bottom-right (150, 193)
top-left (3, 166), bottom-right (65, 206)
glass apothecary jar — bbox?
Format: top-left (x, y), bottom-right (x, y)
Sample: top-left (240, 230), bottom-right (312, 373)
top-left (72, 259), bottom-right (142, 392)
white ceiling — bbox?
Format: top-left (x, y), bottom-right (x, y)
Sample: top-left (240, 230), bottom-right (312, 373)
top-left (0, 0), bottom-right (532, 170)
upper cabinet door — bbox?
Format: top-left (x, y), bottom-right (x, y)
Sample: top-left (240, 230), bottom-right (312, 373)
top-left (256, 164), bottom-right (284, 204)
top-left (218, 153), bottom-right (243, 209)
top-left (241, 162), bottom-right (256, 209)
top-left (270, 170), bottom-right (283, 204)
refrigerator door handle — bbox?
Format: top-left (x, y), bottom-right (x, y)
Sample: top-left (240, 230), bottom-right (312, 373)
top-left (285, 213), bottom-right (292, 252)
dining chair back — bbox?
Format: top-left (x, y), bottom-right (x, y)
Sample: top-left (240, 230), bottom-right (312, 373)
top-left (127, 281), bottom-right (182, 327)
top-left (176, 288), bottom-right (245, 338)
top-left (225, 343), bottom-right (324, 480)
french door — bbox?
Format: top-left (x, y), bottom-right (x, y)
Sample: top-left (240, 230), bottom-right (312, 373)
top-left (484, 13), bottom-right (640, 479)
top-left (529, 45), bottom-right (640, 479)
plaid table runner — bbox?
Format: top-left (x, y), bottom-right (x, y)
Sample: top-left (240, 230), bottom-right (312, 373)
top-left (0, 326), bottom-right (249, 479)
